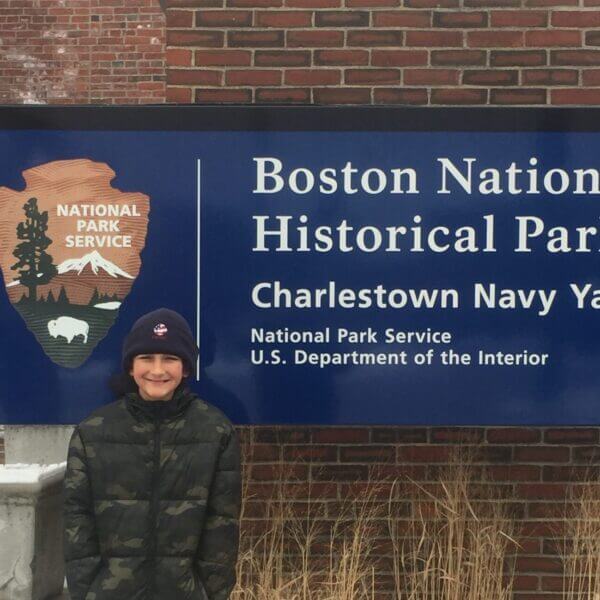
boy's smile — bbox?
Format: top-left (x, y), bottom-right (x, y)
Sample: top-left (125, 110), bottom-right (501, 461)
top-left (130, 354), bottom-right (188, 401)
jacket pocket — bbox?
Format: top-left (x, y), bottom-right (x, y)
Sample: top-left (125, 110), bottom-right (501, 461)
top-left (84, 566), bottom-right (106, 600)
top-left (193, 570), bottom-right (209, 600)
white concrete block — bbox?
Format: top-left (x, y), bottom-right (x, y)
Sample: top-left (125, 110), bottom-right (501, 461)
top-left (0, 464), bottom-right (66, 600)
top-left (4, 426), bottom-right (74, 465)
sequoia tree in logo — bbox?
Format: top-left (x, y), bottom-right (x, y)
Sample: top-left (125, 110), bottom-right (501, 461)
top-left (0, 159), bottom-right (150, 368)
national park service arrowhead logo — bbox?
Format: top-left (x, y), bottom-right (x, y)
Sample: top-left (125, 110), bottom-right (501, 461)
top-left (0, 159), bottom-right (149, 368)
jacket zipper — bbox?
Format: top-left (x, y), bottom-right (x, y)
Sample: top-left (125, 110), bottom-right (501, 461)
top-left (149, 416), bottom-right (161, 600)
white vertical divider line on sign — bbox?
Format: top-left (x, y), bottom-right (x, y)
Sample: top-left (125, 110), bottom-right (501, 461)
top-left (196, 158), bottom-right (201, 381)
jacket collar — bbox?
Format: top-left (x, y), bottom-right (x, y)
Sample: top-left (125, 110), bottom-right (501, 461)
top-left (125, 386), bottom-right (195, 421)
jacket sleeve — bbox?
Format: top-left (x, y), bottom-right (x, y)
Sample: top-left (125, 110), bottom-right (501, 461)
top-left (63, 427), bottom-right (103, 600)
top-left (195, 427), bottom-right (242, 600)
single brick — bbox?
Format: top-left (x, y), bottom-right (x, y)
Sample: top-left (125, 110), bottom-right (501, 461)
top-left (286, 0), bottom-right (340, 7)
top-left (525, 0), bottom-right (578, 5)
top-left (372, 49), bottom-right (428, 66)
top-left (397, 445), bottom-right (452, 462)
top-left (404, 68), bottom-right (459, 85)
top-left (169, 0), bottom-right (223, 5)
top-left (347, 30), bottom-right (404, 46)
top-left (465, 0), bottom-right (520, 5)
top-left (405, 0), bottom-right (458, 6)
top-left (526, 30), bottom-right (581, 47)
top-left (225, 68), bottom-right (281, 85)
top-left (346, 0), bottom-right (399, 7)
top-left (167, 30), bottom-right (224, 46)
top-left (431, 88), bottom-right (487, 104)
top-left (486, 428), bottom-right (542, 443)
top-left (431, 49), bottom-right (486, 65)
top-left (467, 30), bottom-right (523, 48)
top-left (250, 463), bottom-right (310, 480)
top-left (433, 11), bottom-right (487, 28)
top-left (515, 482), bottom-right (569, 499)
top-left (345, 68), bottom-right (400, 84)
top-left (368, 429), bottom-right (396, 443)
top-left (166, 86), bottom-right (192, 102)
top-left (491, 50), bottom-right (546, 66)
top-left (406, 30), bottom-right (462, 47)
top-left (491, 88), bottom-right (547, 104)
top-left (227, 0), bottom-right (282, 7)
top-left (485, 465), bottom-right (541, 481)
top-left (552, 49), bottom-right (600, 65)
top-left (373, 10), bottom-right (430, 27)
top-left (167, 68), bottom-right (222, 85)
top-left (288, 30), bottom-right (344, 46)
top-left (254, 427), bottom-right (311, 443)
top-left (514, 446), bottom-right (570, 462)
top-left (541, 576), bottom-right (568, 592)
top-left (228, 30), bottom-right (284, 47)
top-left (167, 47), bottom-right (192, 66)
top-left (463, 69), bottom-right (518, 85)
top-left (255, 10), bottom-right (312, 27)
top-left (340, 445), bottom-right (396, 462)
top-left (515, 557), bottom-right (562, 573)
top-left (167, 9), bottom-right (194, 27)
top-left (543, 465), bottom-right (600, 481)
top-left (315, 49), bottom-right (369, 65)
top-left (312, 427), bottom-right (370, 443)
top-left (313, 87), bottom-right (371, 103)
top-left (523, 68), bottom-right (578, 85)
top-left (572, 442), bottom-right (600, 464)
top-left (311, 463), bottom-right (369, 480)
top-left (544, 428), bottom-right (599, 443)
top-left (512, 576), bottom-right (540, 591)
top-left (194, 88), bottom-right (252, 102)
top-left (315, 10), bottom-right (369, 26)
top-left (284, 445), bottom-right (338, 461)
top-left (430, 428), bottom-right (484, 443)
top-left (195, 10), bottom-right (253, 26)
top-left (528, 503), bottom-right (568, 519)
top-left (195, 49), bottom-right (251, 65)
top-left (552, 10), bottom-right (600, 26)
top-left (491, 10), bottom-right (548, 27)
top-left (245, 444), bottom-right (282, 461)
top-left (255, 49), bottom-right (310, 65)
top-left (583, 68), bottom-right (600, 85)
top-left (586, 31), bottom-right (600, 46)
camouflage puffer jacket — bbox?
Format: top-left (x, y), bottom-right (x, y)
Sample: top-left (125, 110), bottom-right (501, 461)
top-left (63, 388), bottom-right (241, 600)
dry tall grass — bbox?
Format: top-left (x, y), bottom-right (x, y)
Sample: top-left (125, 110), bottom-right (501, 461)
top-left (562, 482), bottom-right (600, 600)
top-left (232, 450), bottom-right (518, 600)
top-left (389, 462), bottom-right (518, 600)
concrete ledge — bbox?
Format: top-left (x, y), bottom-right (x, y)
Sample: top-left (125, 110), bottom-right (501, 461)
top-left (0, 463), bottom-right (66, 600)
top-left (4, 427), bottom-right (74, 465)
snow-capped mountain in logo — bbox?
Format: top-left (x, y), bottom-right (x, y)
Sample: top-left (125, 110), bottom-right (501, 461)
top-left (58, 250), bottom-right (133, 279)
top-left (5, 250), bottom-right (136, 305)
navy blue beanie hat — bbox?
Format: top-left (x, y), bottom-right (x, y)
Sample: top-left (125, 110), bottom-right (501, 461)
top-left (122, 308), bottom-right (198, 377)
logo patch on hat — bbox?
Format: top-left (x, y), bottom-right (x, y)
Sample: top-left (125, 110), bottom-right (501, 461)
top-left (153, 323), bottom-right (168, 337)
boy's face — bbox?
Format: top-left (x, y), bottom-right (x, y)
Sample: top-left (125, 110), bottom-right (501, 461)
top-left (130, 353), bottom-right (188, 402)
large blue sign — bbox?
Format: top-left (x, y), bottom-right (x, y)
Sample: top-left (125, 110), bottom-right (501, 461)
top-left (1, 107), bottom-right (600, 425)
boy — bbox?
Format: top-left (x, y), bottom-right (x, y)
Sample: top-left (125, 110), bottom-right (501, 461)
top-left (63, 308), bottom-right (241, 600)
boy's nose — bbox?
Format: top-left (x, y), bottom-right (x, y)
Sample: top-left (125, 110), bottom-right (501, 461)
top-left (150, 357), bottom-right (166, 372)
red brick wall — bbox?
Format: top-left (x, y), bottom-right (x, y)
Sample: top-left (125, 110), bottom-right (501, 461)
top-left (0, 0), bottom-right (165, 104)
top-left (165, 1), bottom-right (600, 105)
top-left (3, 3), bottom-right (600, 599)
top-left (241, 426), bottom-right (600, 599)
